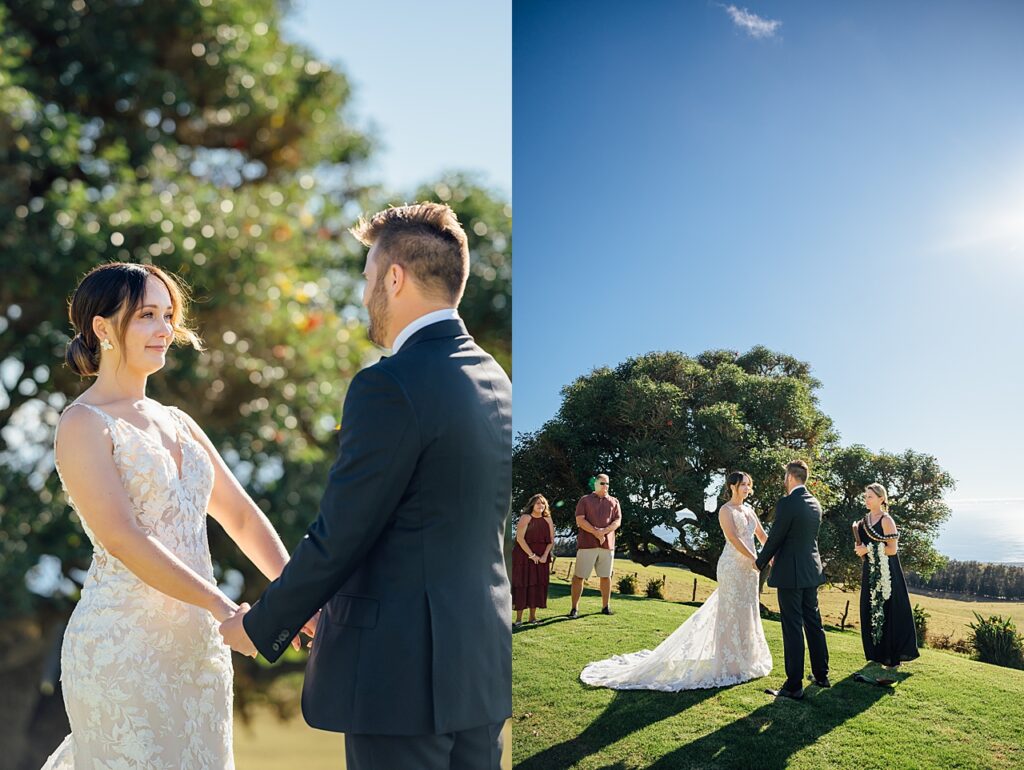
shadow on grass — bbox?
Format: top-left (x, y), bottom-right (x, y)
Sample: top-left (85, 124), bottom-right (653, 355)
top-left (515, 583), bottom-right (655, 633)
top-left (754, 606), bottom-right (850, 635)
top-left (515, 686), bottom-right (728, 770)
top-left (514, 616), bottom-right (574, 633)
top-left (642, 674), bottom-right (896, 770)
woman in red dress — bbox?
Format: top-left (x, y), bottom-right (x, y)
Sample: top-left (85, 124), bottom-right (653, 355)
top-left (512, 494), bottom-right (555, 626)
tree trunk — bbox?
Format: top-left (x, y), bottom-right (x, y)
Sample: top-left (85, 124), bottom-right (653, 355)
top-left (627, 542), bottom-right (717, 581)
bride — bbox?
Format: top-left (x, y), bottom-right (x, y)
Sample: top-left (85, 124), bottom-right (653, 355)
top-left (42, 263), bottom-right (316, 769)
top-left (580, 471), bottom-right (772, 691)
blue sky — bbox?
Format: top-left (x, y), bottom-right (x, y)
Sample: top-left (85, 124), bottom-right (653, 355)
top-left (282, 0), bottom-right (511, 196)
top-left (513, 0), bottom-right (1024, 515)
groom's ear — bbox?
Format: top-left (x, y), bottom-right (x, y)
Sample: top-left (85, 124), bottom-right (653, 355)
top-left (387, 263), bottom-right (407, 296)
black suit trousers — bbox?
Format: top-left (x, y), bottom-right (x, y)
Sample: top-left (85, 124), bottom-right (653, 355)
top-left (776, 586), bottom-right (830, 690)
top-left (344, 721), bottom-right (504, 770)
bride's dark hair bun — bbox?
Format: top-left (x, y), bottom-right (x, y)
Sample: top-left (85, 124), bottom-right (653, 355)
top-left (65, 333), bottom-right (100, 377)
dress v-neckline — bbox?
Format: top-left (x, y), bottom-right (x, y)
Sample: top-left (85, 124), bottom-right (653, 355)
top-left (725, 502), bottom-right (751, 522)
top-left (76, 402), bottom-right (187, 482)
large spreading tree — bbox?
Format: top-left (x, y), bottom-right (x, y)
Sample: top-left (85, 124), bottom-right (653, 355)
top-left (513, 347), bottom-right (953, 586)
top-left (0, 1), bottom-right (510, 765)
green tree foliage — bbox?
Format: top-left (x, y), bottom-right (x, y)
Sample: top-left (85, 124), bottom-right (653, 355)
top-left (410, 173), bottom-right (511, 374)
top-left (1, 0), bottom-right (376, 624)
top-left (908, 560), bottom-right (1024, 600)
top-left (512, 347), bottom-right (953, 583)
top-left (817, 444), bottom-right (952, 585)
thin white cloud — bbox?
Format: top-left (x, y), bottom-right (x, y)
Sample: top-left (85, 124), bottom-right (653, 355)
top-left (722, 4), bottom-right (781, 39)
top-left (944, 498), bottom-right (1024, 505)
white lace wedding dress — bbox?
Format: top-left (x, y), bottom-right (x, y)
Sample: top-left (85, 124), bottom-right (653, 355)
top-left (580, 503), bottom-right (772, 691)
top-left (41, 401), bottom-right (234, 769)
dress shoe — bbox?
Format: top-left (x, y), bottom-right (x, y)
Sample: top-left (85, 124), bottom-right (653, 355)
top-left (809, 675), bottom-right (831, 688)
top-left (765, 686), bottom-right (804, 700)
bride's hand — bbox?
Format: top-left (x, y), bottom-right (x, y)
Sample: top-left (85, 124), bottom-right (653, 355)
top-left (854, 545), bottom-right (869, 558)
top-left (210, 596), bottom-right (241, 624)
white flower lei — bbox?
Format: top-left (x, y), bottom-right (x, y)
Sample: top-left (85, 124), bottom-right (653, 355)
top-left (866, 538), bottom-right (892, 645)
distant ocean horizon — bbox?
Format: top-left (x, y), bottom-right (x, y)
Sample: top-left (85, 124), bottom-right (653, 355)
top-left (934, 498), bottom-right (1024, 565)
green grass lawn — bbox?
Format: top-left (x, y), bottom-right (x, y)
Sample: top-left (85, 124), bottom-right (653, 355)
top-left (512, 576), bottom-right (1024, 769)
top-left (234, 710), bottom-right (512, 769)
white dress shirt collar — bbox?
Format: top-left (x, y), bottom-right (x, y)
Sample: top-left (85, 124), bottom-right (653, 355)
top-left (391, 308), bottom-right (460, 354)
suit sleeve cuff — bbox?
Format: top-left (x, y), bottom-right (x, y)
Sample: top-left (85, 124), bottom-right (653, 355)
top-left (243, 599), bottom-right (298, 663)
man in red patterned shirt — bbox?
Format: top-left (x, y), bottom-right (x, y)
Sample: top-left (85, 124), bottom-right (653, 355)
top-left (568, 473), bottom-right (622, 618)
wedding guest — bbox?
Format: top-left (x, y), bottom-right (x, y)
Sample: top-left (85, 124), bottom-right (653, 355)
top-left (512, 494), bottom-right (555, 626)
top-left (569, 474), bottom-right (621, 618)
top-left (853, 483), bottom-right (920, 678)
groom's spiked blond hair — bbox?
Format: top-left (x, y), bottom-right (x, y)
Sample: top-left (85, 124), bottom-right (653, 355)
top-left (785, 460), bottom-right (809, 484)
top-left (350, 202), bottom-right (470, 304)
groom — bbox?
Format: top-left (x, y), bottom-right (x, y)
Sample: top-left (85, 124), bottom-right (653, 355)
top-left (219, 203), bottom-right (513, 768)
top-left (753, 460), bottom-right (830, 700)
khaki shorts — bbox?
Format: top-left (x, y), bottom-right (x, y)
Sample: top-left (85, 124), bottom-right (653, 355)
top-left (574, 548), bottom-right (615, 579)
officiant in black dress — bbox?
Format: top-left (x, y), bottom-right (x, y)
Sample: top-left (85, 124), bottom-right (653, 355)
top-left (854, 483), bottom-right (920, 668)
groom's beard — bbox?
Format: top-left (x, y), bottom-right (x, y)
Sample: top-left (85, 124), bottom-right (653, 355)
top-left (366, 276), bottom-right (390, 348)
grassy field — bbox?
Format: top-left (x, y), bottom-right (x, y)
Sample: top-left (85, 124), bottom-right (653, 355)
top-left (234, 712), bottom-right (512, 769)
top-left (512, 572), bottom-right (1024, 769)
top-left (551, 558), bottom-right (1024, 642)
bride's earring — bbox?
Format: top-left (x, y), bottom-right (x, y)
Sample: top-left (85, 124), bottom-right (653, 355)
top-left (100, 338), bottom-right (113, 352)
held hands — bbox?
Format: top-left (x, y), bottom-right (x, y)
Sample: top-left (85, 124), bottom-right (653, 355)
top-left (219, 605), bottom-right (322, 658)
top-left (218, 602), bottom-right (257, 658)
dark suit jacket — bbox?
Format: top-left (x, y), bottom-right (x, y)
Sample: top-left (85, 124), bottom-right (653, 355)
top-left (754, 486), bottom-right (826, 589)
top-left (243, 318), bottom-right (513, 736)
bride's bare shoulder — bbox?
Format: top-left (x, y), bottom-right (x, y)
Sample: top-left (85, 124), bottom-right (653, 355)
top-left (55, 404), bottom-right (113, 459)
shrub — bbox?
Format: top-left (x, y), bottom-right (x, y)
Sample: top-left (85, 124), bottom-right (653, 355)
top-left (912, 604), bottom-right (930, 647)
top-left (617, 573), bottom-right (638, 595)
top-left (645, 576), bottom-right (666, 599)
top-left (967, 613), bottom-right (1024, 670)
top-left (928, 632), bottom-right (973, 655)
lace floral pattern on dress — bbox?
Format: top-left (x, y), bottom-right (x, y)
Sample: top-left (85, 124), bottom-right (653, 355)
top-left (41, 402), bottom-right (234, 770)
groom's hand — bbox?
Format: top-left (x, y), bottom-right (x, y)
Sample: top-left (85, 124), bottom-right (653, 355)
top-left (295, 610), bottom-right (321, 650)
top-left (219, 602), bottom-right (258, 658)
